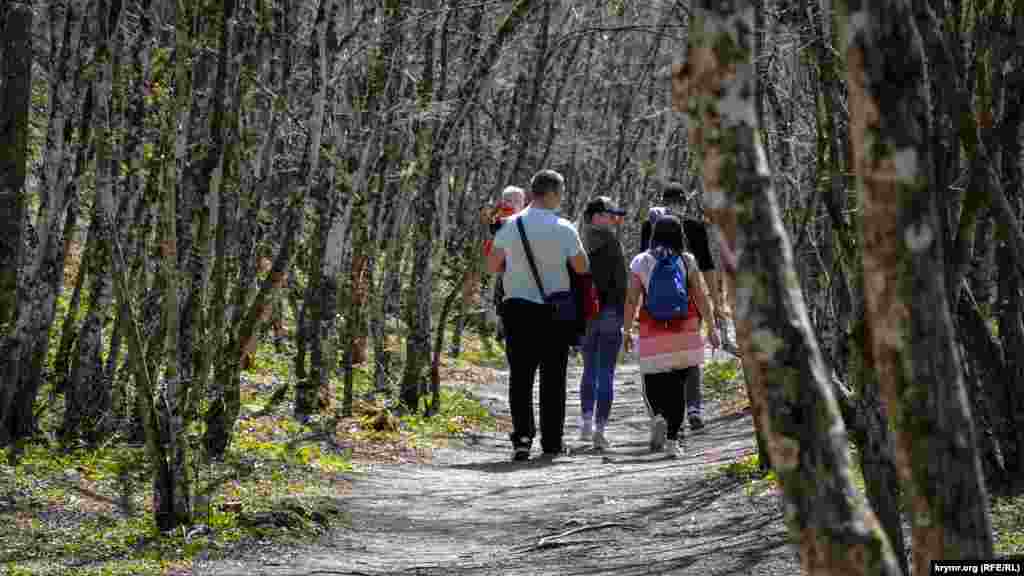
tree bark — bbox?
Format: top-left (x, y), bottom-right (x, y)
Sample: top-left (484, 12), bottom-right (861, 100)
top-left (61, 0), bottom-right (124, 443)
top-left (845, 0), bottom-right (995, 569)
top-left (0, 0), bottom-right (32, 444)
top-left (673, 2), bottom-right (902, 573)
top-left (0, 0), bottom-right (30, 335)
top-left (294, 0), bottom-right (336, 418)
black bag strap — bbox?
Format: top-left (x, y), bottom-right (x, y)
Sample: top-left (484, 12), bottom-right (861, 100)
top-left (516, 217), bottom-right (548, 300)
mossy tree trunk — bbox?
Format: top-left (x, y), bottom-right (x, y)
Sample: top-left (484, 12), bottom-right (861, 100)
top-left (207, 5), bottom-right (283, 454)
top-left (801, 0), bottom-right (908, 567)
top-left (991, 1), bottom-right (1024, 490)
top-left (844, 0), bottom-right (995, 570)
top-left (0, 0), bottom-right (33, 444)
top-left (672, 1), bottom-right (902, 573)
top-left (61, 0), bottom-right (124, 443)
top-left (152, 0), bottom-right (193, 528)
top-left (293, 0), bottom-right (335, 418)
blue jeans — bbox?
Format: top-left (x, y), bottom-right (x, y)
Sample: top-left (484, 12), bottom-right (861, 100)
top-left (580, 307), bottom-right (624, 430)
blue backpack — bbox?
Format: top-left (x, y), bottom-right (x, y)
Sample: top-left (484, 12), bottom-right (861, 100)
top-left (645, 246), bottom-right (689, 322)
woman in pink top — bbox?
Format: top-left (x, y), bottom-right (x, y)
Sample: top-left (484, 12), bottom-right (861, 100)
top-left (623, 214), bottom-right (718, 456)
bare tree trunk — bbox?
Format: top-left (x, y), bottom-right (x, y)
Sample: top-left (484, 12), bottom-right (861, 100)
top-left (997, 238), bottom-right (1024, 489)
top-left (295, 0), bottom-right (337, 418)
top-left (0, 0), bottom-right (32, 444)
top-left (53, 99), bottom-right (95, 396)
top-left (845, 0), bottom-right (994, 569)
top-left (402, 0), bottom-right (535, 411)
top-left (62, 0), bottom-right (124, 442)
top-left (673, 1), bottom-right (902, 573)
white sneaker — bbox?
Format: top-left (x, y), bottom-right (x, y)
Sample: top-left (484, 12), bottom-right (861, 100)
top-left (649, 416), bottom-right (667, 452)
top-left (664, 440), bottom-right (679, 458)
top-left (578, 417), bottom-right (593, 442)
top-left (592, 430), bottom-right (610, 451)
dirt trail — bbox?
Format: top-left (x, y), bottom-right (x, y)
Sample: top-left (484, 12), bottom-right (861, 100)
top-left (197, 356), bottom-right (799, 576)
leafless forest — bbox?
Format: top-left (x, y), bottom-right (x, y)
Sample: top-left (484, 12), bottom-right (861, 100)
top-left (1, 0), bottom-right (1022, 573)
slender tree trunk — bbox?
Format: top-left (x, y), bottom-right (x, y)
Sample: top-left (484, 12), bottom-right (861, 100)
top-left (996, 239), bottom-right (1024, 489)
top-left (845, 0), bottom-right (994, 569)
top-left (181, 0), bottom-right (236, 432)
top-left (295, 0), bottom-right (337, 418)
top-left (402, 0), bottom-right (535, 411)
top-left (673, 2), bottom-right (902, 573)
top-left (957, 283), bottom-right (1010, 487)
top-left (62, 0), bottom-right (124, 442)
top-left (0, 0), bottom-right (32, 443)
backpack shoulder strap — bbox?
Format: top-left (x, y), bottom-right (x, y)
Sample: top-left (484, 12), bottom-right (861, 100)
top-left (516, 217), bottom-right (547, 300)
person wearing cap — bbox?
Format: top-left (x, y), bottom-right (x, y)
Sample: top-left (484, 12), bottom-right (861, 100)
top-left (577, 196), bottom-right (629, 450)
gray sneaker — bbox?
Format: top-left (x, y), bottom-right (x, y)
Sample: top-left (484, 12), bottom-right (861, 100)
top-left (578, 417), bottom-right (593, 442)
top-left (592, 430), bottom-right (611, 451)
top-left (649, 416), bottom-right (667, 452)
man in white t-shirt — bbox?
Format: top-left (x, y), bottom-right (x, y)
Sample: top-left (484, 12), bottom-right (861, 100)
top-left (487, 169), bottom-right (589, 461)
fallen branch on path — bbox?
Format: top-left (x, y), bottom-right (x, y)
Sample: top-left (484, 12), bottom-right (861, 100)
top-left (515, 522), bottom-right (640, 553)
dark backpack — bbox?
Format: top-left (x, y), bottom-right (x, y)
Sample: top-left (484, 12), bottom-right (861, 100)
top-left (645, 246), bottom-right (689, 322)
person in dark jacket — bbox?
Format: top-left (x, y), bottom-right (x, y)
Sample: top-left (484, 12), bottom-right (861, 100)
top-left (577, 196), bottom-right (628, 450)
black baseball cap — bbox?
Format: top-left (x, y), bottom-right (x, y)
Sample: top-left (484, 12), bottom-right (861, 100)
top-left (585, 196), bottom-right (627, 218)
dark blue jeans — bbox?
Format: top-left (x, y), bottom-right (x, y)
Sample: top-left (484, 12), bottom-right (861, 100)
top-left (579, 307), bottom-right (624, 430)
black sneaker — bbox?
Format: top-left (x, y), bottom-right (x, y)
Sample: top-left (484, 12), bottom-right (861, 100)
top-left (511, 435), bottom-right (532, 461)
top-left (540, 441), bottom-right (564, 458)
top-left (689, 415), bottom-right (705, 432)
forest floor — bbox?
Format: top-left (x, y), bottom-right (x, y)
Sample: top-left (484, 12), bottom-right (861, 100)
top-left (5, 333), bottom-right (1022, 575)
top-left (194, 348), bottom-right (804, 576)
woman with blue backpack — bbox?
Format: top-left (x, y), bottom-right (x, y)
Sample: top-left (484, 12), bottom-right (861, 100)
top-left (623, 214), bottom-right (719, 456)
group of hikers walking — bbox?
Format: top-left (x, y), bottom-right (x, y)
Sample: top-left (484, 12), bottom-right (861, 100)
top-left (484, 169), bottom-right (736, 461)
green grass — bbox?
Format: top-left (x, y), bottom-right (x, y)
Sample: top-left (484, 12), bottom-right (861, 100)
top-left (992, 493), bottom-right (1024, 556)
top-left (718, 453), bottom-right (777, 485)
top-left (402, 388), bottom-right (498, 447)
top-left (702, 358), bottom-right (743, 398)
top-left (3, 339), bottom-right (357, 575)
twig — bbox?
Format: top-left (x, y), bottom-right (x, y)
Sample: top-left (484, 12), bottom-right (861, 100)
top-left (515, 522), bottom-right (639, 552)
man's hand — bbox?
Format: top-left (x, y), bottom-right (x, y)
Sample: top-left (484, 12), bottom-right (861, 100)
top-left (623, 329), bottom-right (634, 354)
top-left (480, 205), bottom-right (495, 225)
top-left (708, 323), bottom-right (721, 349)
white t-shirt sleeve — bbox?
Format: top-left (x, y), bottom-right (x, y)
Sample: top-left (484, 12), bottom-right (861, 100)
top-left (630, 252), bottom-right (652, 289)
top-left (560, 219), bottom-right (585, 261)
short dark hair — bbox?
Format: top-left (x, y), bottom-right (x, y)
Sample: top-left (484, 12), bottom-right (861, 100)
top-left (530, 169), bottom-right (564, 198)
top-left (662, 182), bottom-right (687, 204)
top-left (651, 214), bottom-right (687, 253)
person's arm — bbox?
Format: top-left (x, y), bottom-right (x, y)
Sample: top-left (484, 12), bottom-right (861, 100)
top-left (622, 273), bottom-right (644, 352)
top-left (685, 253), bottom-right (719, 348)
top-left (570, 250), bottom-right (588, 275)
top-left (488, 218), bottom-right (514, 275)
